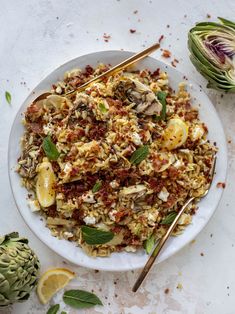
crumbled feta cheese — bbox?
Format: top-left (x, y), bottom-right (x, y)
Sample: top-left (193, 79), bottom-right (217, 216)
top-left (125, 246), bottom-right (137, 252)
top-left (110, 180), bottom-right (119, 189)
top-left (83, 216), bottom-right (96, 225)
top-left (81, 192), bottom-right (96, 203)
top-left (190, 125), bottom-right (205, 141)
top-left (27, 199), bottom-right (40, 212)
top-left (108, 209), bottom-right (117, 221)
top-left (63, 163), bottom-right (72, 174)
top-left (43, 123), bottom-right (53, 135)
top-left (63, 231), bottom-right (73, 238)
top-left (174, 159), bottom-right (183, 168)
top-left (55, 85), bottom-right (62, 94)
top-left (132, 132), bottom-right (142, 145)
top-left (158, 187), bottom-right (169, 202)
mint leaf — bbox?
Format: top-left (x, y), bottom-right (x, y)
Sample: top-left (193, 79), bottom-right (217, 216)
top-left (47, 304), bottom-right (60, 314)
top-left (42, 135), bottom-right (60, 160)
top-left (130, 145), bottom-right (149, 165)
top-left (144, 235), bottom-right (155, 254)
top-left (63, 289), bottom-right (103, 309)
top-left (99, 102), bottom-right (108, 113)
top-left (5, 91), bottom-right (11, 105)
top-left (92, 181), bottom-right (102, 193)
top-left (155, 91), bottom-right (167, 121)
top-left (160, 211), bottom-right (177, 225)
top-left (81, 226), bottom-right (114, 245)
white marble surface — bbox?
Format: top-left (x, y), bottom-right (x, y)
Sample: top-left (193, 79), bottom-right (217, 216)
top-left (0, 1), bottom-right (234, 313)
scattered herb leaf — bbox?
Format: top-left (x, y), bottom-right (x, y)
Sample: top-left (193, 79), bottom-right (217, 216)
top-left (63, 289), bottom-right (103, 309)
top-left (144, 235), bottom-right (155, 254)
top-left (42, 135), bottom-right (60, 160)
top-left (92, 181), bottom-right (102, 193)
top-left (81, 226), bottom-right (114, 245)
top-left (5, 91), bottom-right (11, 105)
top-left (47, 304), bottom-right (60, 314)
top-left (153, 91), bottom-right (167, 121)
top-left (61, 312), bottom-right (67, 314)
top-left (160, 211), bottom-right (177, 225)
top-left (157, 91), bottom-right (167, 120)
top-left (130, 145), bottom-right (149, 165)
top-left (99, 102), bottom-right (108, 113)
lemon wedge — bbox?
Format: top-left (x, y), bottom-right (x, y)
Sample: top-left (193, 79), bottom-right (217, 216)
top-left (37, 268), bottom-right (75, 304)
top-left (162, 118), bottom-right (188, 150)
top-left (36, 158), bottom-right (56, 207)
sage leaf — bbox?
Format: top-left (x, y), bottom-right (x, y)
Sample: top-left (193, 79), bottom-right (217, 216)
top-left (160, 211), bottom-right (177, 225)
top-left (81, 226), bottom-right (114, 245)
top-left (42, 135), bottom-right (60, 160)
top-left (154, 91), bottom-right (167, 121)
top-left (130, 145), bottom-right (149, 165)
top-left (63, 289), bottom-right (103, 309)
top-left (92, 181), bottom-right (102, 193)
top-left (144, 235), bottom-right (155, 254)
top-left (5, 91), bottom-right (11, 105)
top-left (47, 304), bottom-right (60, 314)
top-left (99, 102), bottom-right (108, 113)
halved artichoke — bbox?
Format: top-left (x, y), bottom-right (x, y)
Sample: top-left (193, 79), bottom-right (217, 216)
top-left (0, 232), bottom-right (40, 307)
top-left (188, 17), bottom-right (235, 92)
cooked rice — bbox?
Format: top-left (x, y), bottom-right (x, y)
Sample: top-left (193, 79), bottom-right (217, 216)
top-left (17, 64), bottom-right (216, 256)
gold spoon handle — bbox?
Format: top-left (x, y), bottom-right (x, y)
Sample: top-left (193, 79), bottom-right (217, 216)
top-left (66, 42), bottom-right (160, 95)
top-left (132, 196), bottom-right (195, 292)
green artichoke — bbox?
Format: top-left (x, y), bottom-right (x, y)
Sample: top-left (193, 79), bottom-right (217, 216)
top-left (0, 232), bottom-right (40, 307)
top-left (188, 17), bottom-right (235, 92)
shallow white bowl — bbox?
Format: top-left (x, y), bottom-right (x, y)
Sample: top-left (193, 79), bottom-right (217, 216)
top-left (8, 51), bottom-right (227, 271)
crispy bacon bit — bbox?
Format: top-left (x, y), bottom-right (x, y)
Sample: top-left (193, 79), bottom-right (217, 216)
top-left (103, 33), bottom-right (111, 42)
top-left (151, 68), bottom-right (160, 78)
top-left (158, 34), bottom-right (164, 43)
top-left (130, 29), bottom-right (136, 33)
top-left (184, 110), bottom-right (198, 121)
top-left (167, 166), bottom-right (179, 179)
top-left (216, 182), bottom-right (226, 189)
top-left (59, 182), bottom-right (87, 199)
top-left (27, 121), bottom-right (43, 134)
top-left (72, 209), bottom-right (84, 223)
top-left (162, 49), bottom-right (171, 58)
top-left (84, 65), bottom-right (94, 77)
top-left (148, 178), bottom-right (165, 193)
top-left (47, 205), bottom-right (57, 218)
top-left (88, 122), bottom-right (107, 140)
top-left (171, 58), bottom-right (179, 67)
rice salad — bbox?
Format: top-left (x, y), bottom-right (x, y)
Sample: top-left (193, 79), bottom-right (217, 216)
top-left (17, 64), bottom-right (216, 257)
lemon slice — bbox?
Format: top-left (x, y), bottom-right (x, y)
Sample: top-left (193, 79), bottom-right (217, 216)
top-left (162, 118), bottom-right (188, 150)
top-left (36, 158), bottom-right (56, 207)
top-left (37, 268), bottom-right (75, 304)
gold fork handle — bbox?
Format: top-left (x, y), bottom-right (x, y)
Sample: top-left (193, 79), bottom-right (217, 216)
top-left (66, 42), bottom-right (160, 95)
top-left (132, 196), bottom-right (195, 292)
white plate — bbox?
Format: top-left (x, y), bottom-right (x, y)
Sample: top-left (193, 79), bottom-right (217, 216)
top-left (8, 51), bottom-right (227, 271)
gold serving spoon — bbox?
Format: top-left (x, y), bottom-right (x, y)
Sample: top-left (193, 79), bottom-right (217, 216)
top-left (132, 156), bottom-right (217, 293)
top-left (32, 42), bottom-right (160, 104)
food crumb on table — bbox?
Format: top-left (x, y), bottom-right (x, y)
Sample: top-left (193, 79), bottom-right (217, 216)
top-left (216, 182), bottom-right (226, 189)
top-left (161, 49), bottom-right (171, 58)
top-left (200, 252), bottom-right (204, 256)
top-left (164, 288), bottom-right (170, 294)
top-left (177, 283), bottom-right (183, 290)
top-left (130, 29), bottom-right (136, 33)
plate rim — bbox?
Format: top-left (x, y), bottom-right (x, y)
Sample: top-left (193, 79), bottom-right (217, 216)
top-left (8, 50), bottom-right (228, 271)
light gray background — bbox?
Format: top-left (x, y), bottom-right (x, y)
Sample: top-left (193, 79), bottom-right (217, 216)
top-left (0, 1), bottom-right (234, 313)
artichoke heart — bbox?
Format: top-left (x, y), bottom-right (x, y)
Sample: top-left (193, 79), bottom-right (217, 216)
top-left (0, 232), bottom-right (40, 307)
top-left (36, 158), bottom-right (56, 207)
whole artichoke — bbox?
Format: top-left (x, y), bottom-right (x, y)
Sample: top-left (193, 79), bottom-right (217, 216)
top-left (188, 17), bottom-right (235, 92)
top-left (0, 232), bottom-right (40, 307)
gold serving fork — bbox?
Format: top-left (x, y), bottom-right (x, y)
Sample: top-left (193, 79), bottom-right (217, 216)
top-left (32, 42), bottom-right (160, 104)
top-left (132, 156), bottom-right (217, 292)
